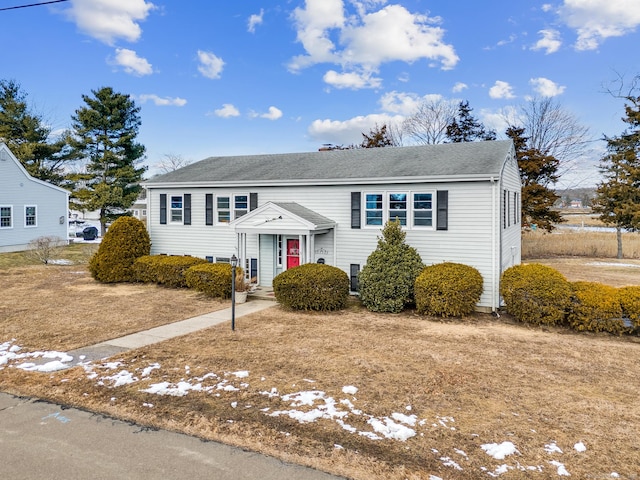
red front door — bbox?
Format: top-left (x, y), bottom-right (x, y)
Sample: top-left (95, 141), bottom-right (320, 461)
top-left (286, 239), bottom-right (300, 269)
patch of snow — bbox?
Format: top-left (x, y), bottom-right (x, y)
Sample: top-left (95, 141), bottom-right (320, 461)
top-left (545, 442), bottom-right (563, 454)
top-left (440, 456), bottom-right (462, 470)
top-left (367, 417), bottom-right (416, 441)
top-left (429, 476), bottom-right (443, 480)
top-left (342, 385), bottom-right (358, 395)
top-left (232, 370), bottom-right (249, 378)
top-left (140, 363), bottom-right (161, 377)
top-left (550, 460), bottom-right (570, 476)
top-left (391, 412), bottom-right (417, 426)
top-left (481, 441), bottom-right (519, 460)
top-left (574, 441), bottom-right (586, 452)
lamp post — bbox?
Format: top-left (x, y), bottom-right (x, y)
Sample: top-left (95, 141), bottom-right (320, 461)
top-left (230, 254), bottom-right (237, 331)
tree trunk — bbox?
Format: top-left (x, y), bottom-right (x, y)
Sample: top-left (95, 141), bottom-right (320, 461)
top-left (616, 226), bottom-right (623, 259)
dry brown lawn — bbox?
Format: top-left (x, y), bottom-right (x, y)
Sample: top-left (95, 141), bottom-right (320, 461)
top-left (2, 262), bottom-right (640, 479)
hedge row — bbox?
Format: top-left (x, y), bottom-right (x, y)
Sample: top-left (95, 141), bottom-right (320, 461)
top-left (133, 255), bottom-right (208, 288)
top-left (501, 263), bottom-right (640, 335)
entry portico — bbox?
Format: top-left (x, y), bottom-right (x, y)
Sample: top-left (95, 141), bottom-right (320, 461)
top-left (231, 202), bottom-right (336, 286)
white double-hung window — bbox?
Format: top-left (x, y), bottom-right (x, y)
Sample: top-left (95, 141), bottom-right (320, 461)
top-left (217, 194), bottom-right (249, 223)
top-left (25, 205), bottom-right (37, 227)
top-left (363, 192), bottom-right (434, 228)
top-left (0, 206), bottom-right (12, 228)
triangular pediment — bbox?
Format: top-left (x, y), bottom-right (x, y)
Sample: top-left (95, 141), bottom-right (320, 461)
top-left (232, 202), bottom-right (335, 235)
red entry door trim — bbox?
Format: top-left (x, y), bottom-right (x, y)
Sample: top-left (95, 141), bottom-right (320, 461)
top-left (286, 239), bottom-right (300, 269)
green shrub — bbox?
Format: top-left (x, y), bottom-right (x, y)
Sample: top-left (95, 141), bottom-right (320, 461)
top-left (273, 263), bottom-right (349, 311)
top-left (568, 282), bottom-right (629, 334)
top-left (618, 285), bottom-right (640, 328)
top-left (134, 255), bottom-right (207, 288)
top-left (358, 220), bottom-right (424, 313)
top-left (89, 217), bottom-right (151, 283)
top-left (185, 263), bottom-right (235, 298)
top-left (500, 263), bottom-right (572, 325)
top-left (415, 262), bottom-right (483, 317)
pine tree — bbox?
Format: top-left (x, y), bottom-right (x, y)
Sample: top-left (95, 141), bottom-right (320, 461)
top-left (592, 95), bottom-right (640, 258)
top-left (70, 87), bottom-right (146, 235)
top-left (0, 79), bottom-right (76, 185)
top-left (506, 126), bottom-right (562, 231)
top-left (446, 100), bottom-right (496, 143)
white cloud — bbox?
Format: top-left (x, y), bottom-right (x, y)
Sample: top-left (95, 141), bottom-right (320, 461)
top-left (452, 82), bottom-right (468, 93)
top-left (259, 106), bottom-right (283, 120)
top-left (532, 29), bottom-right (562, 54)
top-left (530, 77), bottom-right (566, 97)
top-left (308, 113), bottom-right (404, 145)
top-left (489, 81), bottom-right (516, 99)
top-left (480, 106), bottom-right (520, 134)
top-left (214, 103), bottom-right (240, 118)
top-left (542, 4), bottom-right (554, 12)
top-left (138, 94), bottom-right (187, 107)
top-left (66, 0), bottom-right (155, 45)
top-left (289, 0), bottom-right (458, 89)
top-left (559, 0), bottom-right (640, 50)
top-left (378, 91), bottom-right (444, 116)
top-left (323, 70), bottom-right (382, 89)
top-left (110, 48), bottom-right (153, 76)
top-left (248, 9), bottom-right (264, 33)
top-left (197, 50), bottom-right (225, 79)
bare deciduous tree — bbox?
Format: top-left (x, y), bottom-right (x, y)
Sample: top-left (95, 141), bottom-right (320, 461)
top-left (511, 97), bottom-right (592, 179)
top-left (402, 97), bottom-right (458, 145)
top-left (23, 236), bottom-right (66, 264)
top-left (156, 153), bottom-right (191, 174)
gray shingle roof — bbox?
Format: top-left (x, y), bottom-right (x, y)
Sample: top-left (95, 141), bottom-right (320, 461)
top-left (145, 140), bottom-right (513, 186)
top-left (272, 202), bottom-right (336, 227)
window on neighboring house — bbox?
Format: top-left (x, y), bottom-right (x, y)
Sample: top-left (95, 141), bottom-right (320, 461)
top-left (0, 206), bottom-right (12, 228)
top-left (413, 193), bottom-right (433, 227)
top-left (142, 209), bottom-right (147, 217)
top-left (388, 193), bottom-right (407, 225)
top-left (365, 193), bottom-right (383, 226)
top-left (170, 196), bottom-right (183, 222)
top-left (25, 206), bottom-right (36, 227)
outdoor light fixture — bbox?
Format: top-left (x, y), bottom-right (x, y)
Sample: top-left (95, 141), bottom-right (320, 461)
top-left (230, 254), bottom-right (237, 331)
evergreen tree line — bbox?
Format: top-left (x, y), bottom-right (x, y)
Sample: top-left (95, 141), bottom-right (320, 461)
top-left (0, 80), bottom-right (145, 235)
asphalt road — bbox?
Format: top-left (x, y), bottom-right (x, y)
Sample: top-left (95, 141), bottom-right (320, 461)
top-left (0, 393), bottom-right (345, 480)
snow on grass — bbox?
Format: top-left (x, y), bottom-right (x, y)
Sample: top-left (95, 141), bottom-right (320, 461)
top-left (0, 340), bottom-right (601, 477)
top-left (481, 441), bottom-right (519, 460)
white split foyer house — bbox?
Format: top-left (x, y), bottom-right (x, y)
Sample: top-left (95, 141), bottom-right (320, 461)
top-left (0, 143), bottom-right (69, 253)
top-left (144, 140), bottom-right (522, 312)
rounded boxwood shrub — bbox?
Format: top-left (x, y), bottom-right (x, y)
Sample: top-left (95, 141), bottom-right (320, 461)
top-left (415, 262), bottom-right (483, 317)
top-left (618, 285), bottom-right (640, 329)
top-left (89, 216), bottom-right (151, 283)
top-left (358, 220), bottom-right (424, 313)
top-left (185, 263), bottom-right (235, 298)
top-left (568, 281), bottom-right (628, 334)
top-left (273, 263), bottom-right (349, 311)
top-left (133, 255), bottom-right (207, 288)
top-left (500, 263), bottom-right (572, 326)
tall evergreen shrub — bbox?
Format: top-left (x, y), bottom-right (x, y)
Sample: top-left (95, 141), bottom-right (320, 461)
top-left (358, 220), bottom-right (424, 313)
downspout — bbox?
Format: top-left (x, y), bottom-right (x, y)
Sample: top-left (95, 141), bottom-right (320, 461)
top-left (491, 176), bottom-right (497, 312)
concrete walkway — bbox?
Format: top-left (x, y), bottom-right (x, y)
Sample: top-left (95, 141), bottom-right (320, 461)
top-left (68, 299), bottom-right (276, 363)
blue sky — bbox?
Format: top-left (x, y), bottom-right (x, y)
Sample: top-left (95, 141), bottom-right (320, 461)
top-left (2, 0), bottom-right (639, 186)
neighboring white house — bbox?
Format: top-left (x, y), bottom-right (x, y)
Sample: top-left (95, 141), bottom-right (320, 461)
top-left (0, 143), bottom-right (69, 253)
top-left (143, 140), bottom-right (522, 312)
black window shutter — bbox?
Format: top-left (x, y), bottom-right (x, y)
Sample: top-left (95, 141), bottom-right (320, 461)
top-left (436, 190), bottom-right (448, 231)
top-left (351, 192), bottom-right (361, 229)
top-left (350, 264), bottom-right (360, 292)
top-left (250, 193), bottom-right (258, 211)
top-left (183, 194), bottom-right (191, 225)
top-left (160, 194), bottom-right (167, 225)
top-left (205, 194), bottom-right (213, 225)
